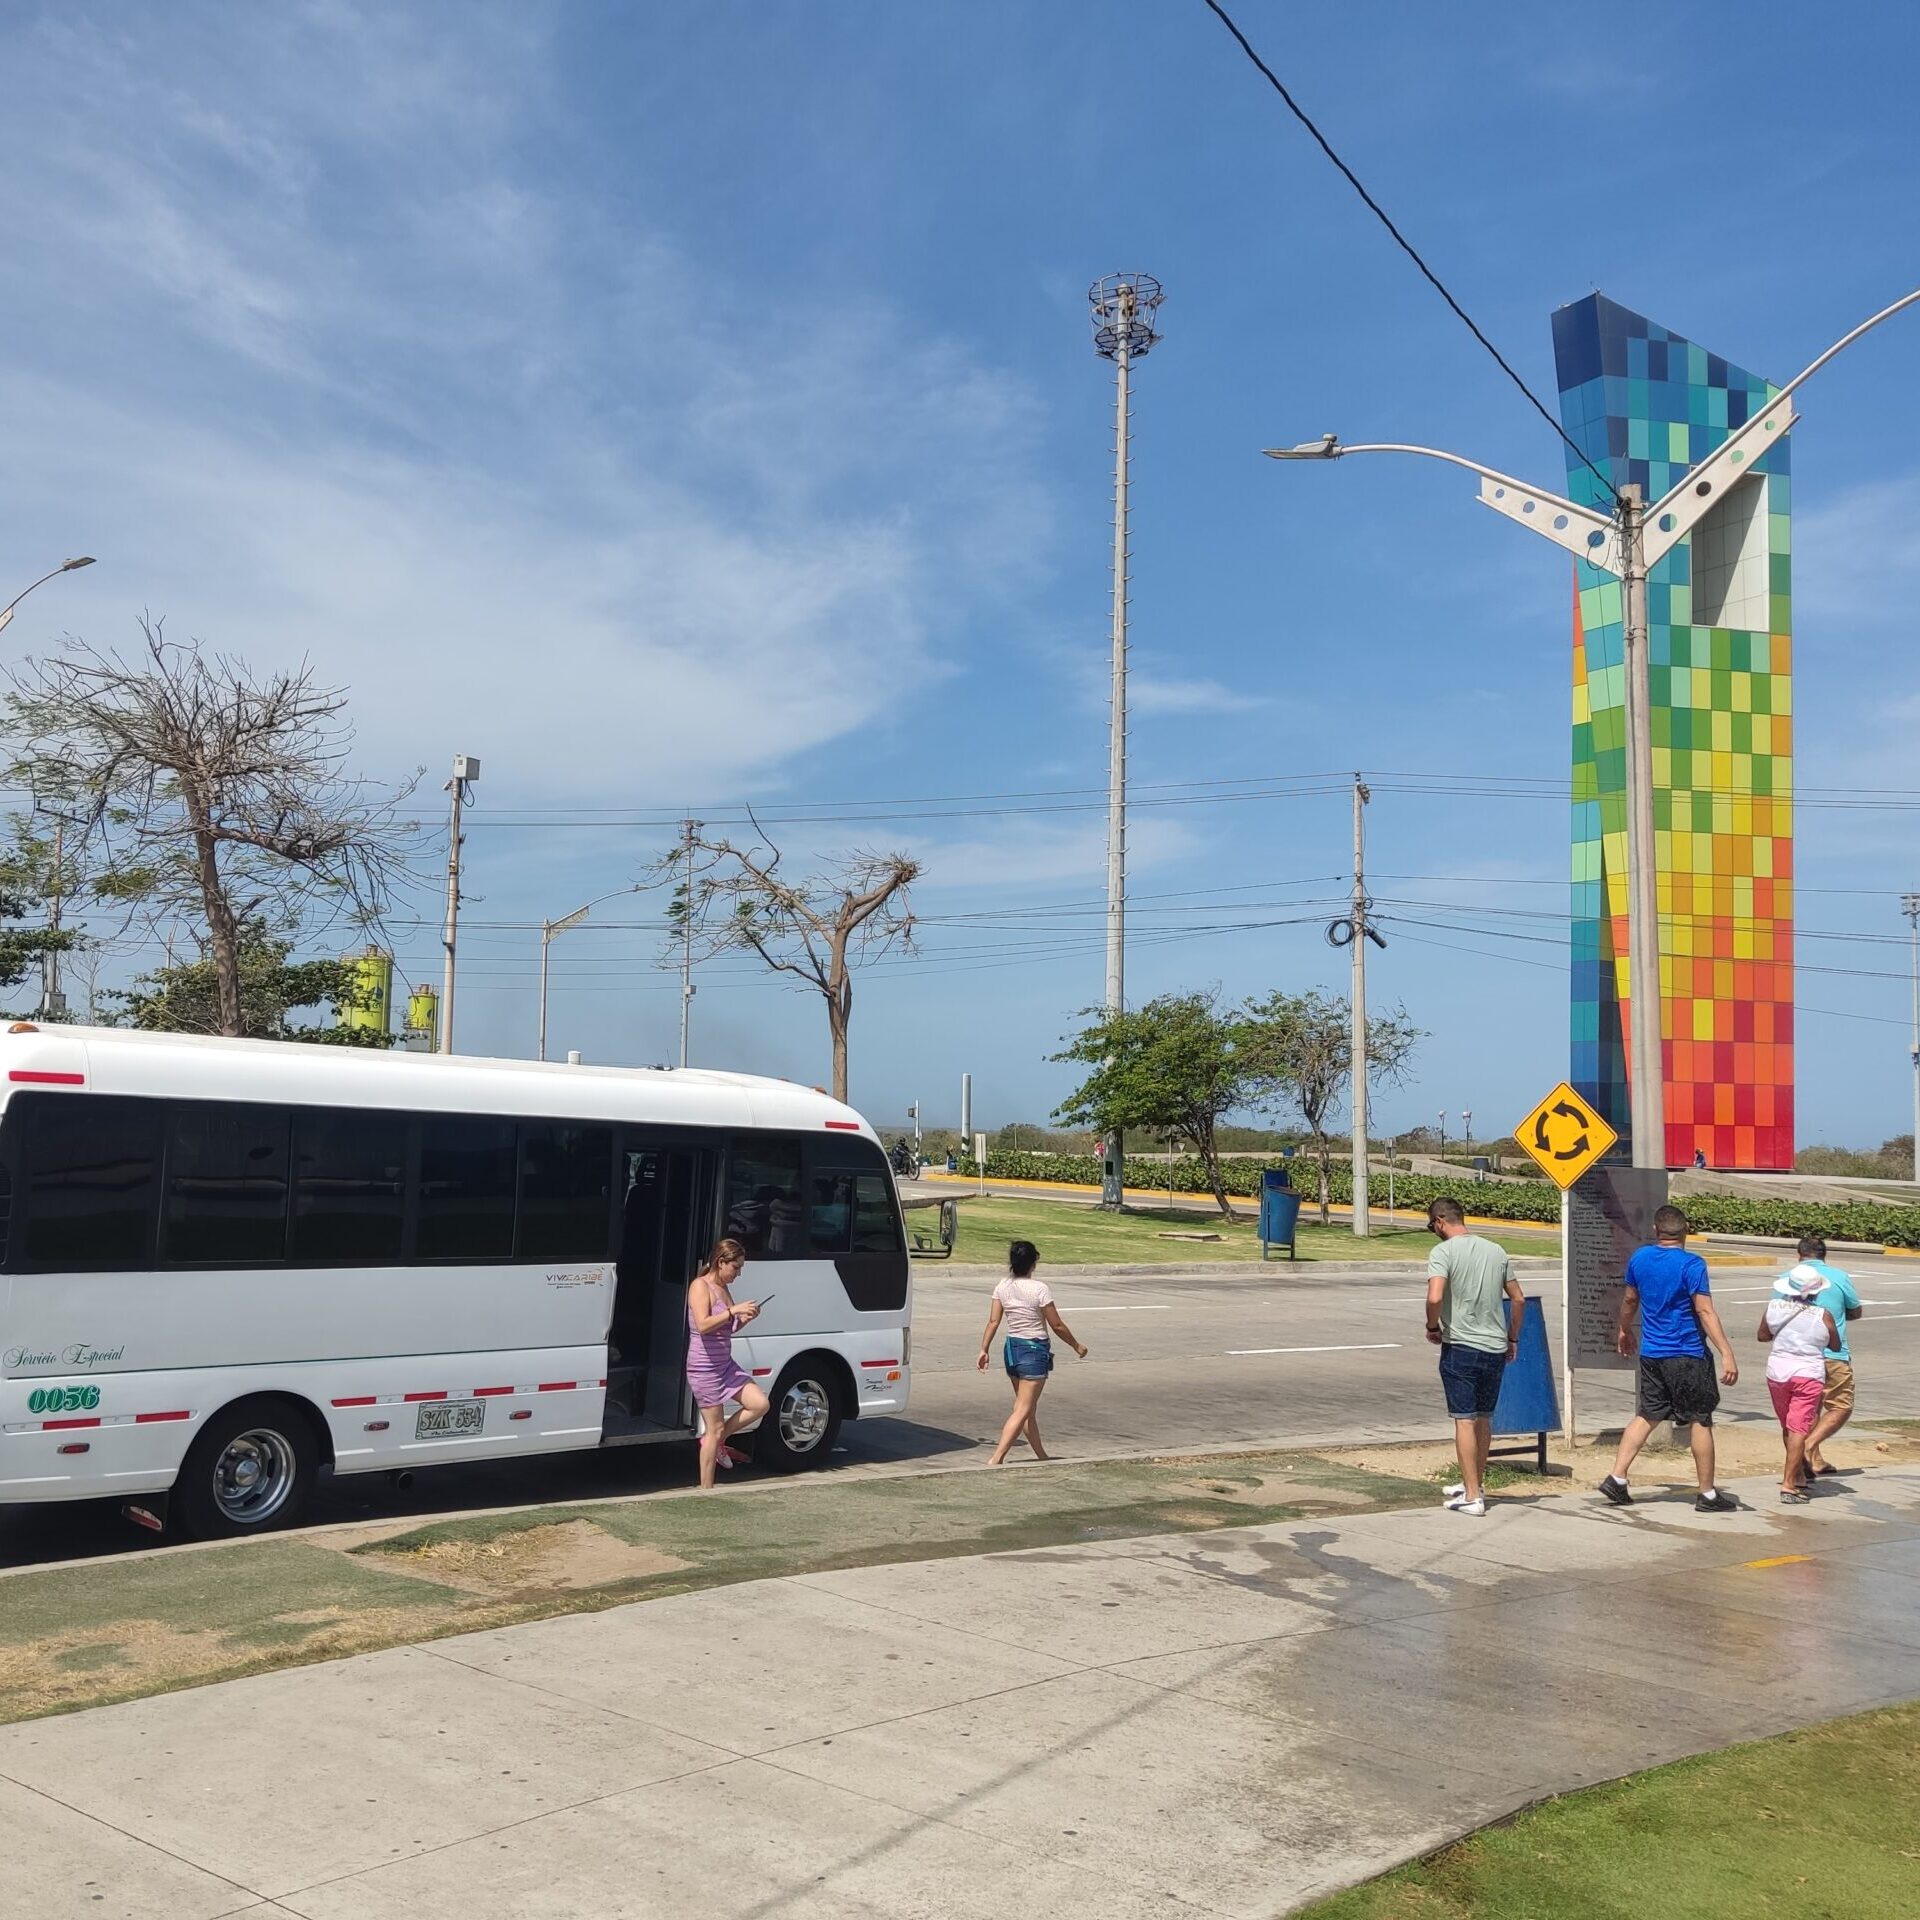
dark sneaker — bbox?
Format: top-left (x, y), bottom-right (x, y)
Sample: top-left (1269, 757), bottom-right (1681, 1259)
top-left (1598, 1475), bottom-right (1633, 1506)
top-left (1694, 1490), bottom-right (1738, 1513)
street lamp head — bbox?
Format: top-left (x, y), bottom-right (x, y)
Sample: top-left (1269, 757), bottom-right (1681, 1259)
top-left (60, 557), bottom-right (95, 571)
top-left (1263, 435), bottom-right (1343, 460)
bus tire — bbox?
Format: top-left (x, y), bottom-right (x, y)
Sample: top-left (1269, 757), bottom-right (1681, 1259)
top-left (755, 1358), bottom-right (845, 1472)
top-left (174, 1397), bottom-right (320, 1540)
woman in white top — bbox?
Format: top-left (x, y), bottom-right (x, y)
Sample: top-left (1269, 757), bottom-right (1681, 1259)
top-left (976, 1240), bottom-right (1087, 1465)
top-left (1757, 1266), bottom-right (1838, 1504)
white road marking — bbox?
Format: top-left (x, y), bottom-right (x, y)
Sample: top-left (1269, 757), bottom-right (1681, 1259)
top-left (1227, 1343), bottom-right (1403, 1356)
top-left (1061, 1304), bottom-right (1173, 1313)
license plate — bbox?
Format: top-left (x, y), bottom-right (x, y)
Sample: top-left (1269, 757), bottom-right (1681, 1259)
top-left (415, 1400), bottom-right (486, 1439)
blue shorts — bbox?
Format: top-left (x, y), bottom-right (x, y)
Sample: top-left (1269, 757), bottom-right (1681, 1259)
top-left (1003, 1336), bottom-right (1054, 1381)
top-left (1439, 1343), bottom-right (1506, 1419)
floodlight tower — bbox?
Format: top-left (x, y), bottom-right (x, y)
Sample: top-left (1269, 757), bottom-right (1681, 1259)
top-left (1089, 272), bottom-right (1164, 1211)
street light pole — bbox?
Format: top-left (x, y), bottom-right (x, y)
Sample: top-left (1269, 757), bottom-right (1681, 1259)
top-left (1265, 285), bottom-right (1920, 1171)
top-left (0, 555), bottom-right (95, 637)
top-left (1905, 892), bottom-right (1920, 1176)
top-left (1090, 273), bottom-right (1165, 1211)
top-left (536, 884), bottom-right (640, 1062)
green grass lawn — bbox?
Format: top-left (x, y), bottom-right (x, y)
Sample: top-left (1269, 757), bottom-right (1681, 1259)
top-left (1300, 1701), bottom-right (1920, 1919)
top-left (941, 1194), bottom-right (1552, 1265)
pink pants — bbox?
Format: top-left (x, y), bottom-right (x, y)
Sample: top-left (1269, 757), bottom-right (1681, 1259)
top-left (1768, 1375), bottom-right (1823, 1435)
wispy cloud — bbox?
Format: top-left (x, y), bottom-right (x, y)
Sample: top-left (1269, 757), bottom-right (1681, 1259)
top-left (1796, 472), bottom-right (1920, 624)
top-left (0, 4), bottom-right (1052, 814)
top-left (1131, 675), bottom-right (1260, 717)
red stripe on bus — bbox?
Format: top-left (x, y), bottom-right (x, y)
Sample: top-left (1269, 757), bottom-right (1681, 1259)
top-left (9, 1069), bottom-right (85, 1085)
top-left (473, 1386), bottom-right (513, 1397)
top-left (860, 1359), bottom-right (900, 1368)
top-left (331, 1396), bottom-right (377, 1408)
top-left (823, 1119), bottom-right (861, 1130)
top-left (44, 1417), bottom-right (101, 1430)
top-left (405, 1391), bottom-right (448, 1403)
top-left (135, 1410), bottom-right (191, 1423)
top-left (751, 1368), bottom-right (772, 1377)
top-left (536, 1381), bottom-right (575, 1393)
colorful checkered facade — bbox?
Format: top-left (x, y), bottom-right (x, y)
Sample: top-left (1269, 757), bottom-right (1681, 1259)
top-left (1553, 294), bottom-right (1793, 1170)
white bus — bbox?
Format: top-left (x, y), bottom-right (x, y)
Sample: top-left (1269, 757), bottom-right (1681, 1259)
top-left (0, 1024), bottom-right (948, 1539)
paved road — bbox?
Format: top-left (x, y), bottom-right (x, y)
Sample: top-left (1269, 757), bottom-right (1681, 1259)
top-left (7, 1254), bottom-right (1919, 1569)
top-left (12, 1467), bottom-right (1920, 1917)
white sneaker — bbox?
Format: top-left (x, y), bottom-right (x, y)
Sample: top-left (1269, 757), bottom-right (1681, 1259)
top-left (1445, 1494), bottom-right (1486, 1516)
top-left (1443, 1482), bottom-right (1466, 1500)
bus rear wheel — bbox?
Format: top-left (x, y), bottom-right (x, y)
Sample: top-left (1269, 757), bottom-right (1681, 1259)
top-left (175, 1398), bottom-right (319, 1540)
top-left (754, 1360), bottom-right (845, 1472)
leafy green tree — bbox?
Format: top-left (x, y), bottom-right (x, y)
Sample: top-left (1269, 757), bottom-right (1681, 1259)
top-left (0, 818), bottom-right (81, 1011)
top-left (1241, 989), bottom-right (1422, 1222)
top-left (120, 922), bottom-right (393, 1046)
top-left (1052, 990), bottom-right (1249, 1215)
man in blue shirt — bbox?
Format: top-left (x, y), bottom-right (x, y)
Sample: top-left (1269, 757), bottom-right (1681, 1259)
top-left (1599, 1204), bottom-right (1740, 1512)
top-left (1793, 1234), bottom-right (1863, 1480)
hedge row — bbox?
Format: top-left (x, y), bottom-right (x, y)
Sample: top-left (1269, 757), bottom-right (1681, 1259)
top-left (957, 1150), bottom-right (1920, 1249)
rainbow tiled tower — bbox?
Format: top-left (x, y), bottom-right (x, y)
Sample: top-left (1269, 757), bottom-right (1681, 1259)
top-left (1554, 295), bottom-right (1793, 1170)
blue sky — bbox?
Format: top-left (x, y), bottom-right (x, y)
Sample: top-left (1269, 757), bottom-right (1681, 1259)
top-left (3, 2), bottom-right (1917, 1146)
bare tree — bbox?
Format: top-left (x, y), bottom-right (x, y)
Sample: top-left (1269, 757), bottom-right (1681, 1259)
top-left (664, 819), bottom-right (920, 1102)
top-left (7, 617), bottom-right (417, 1038)
top-left (1241, 988), bottom-right (1423, 1224)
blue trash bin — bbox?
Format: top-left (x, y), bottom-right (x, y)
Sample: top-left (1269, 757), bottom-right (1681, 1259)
top-left (1259, 1169), bottom-right (1301, 1262)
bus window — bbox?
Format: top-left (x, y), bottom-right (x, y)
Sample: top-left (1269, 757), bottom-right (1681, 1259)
top-left (851, 1172), bottom-right (902, 1253)
top-left (725, 1138), bottom-right (805, 1257)
top-left (418, 1115), bottom-right (516, 1259)
top-left (518, 1123), bottom-right (614, 1260)
top-left (19, 1092), bottom-right (161, 1271)
top-left (164, 1104), bottom-right (292, 1266)
top-left (289, 1108), bottom-right (408, 1265)
top-left (808, 1171), bottom-right (854, 1254)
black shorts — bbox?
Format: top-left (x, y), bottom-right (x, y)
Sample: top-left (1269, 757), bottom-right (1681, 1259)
top-left (1637, 1354), bottom-right (1719, 1426)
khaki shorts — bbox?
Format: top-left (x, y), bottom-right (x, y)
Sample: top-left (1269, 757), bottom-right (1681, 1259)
top-left (1821, 1359), bottom-right (1855, 1417)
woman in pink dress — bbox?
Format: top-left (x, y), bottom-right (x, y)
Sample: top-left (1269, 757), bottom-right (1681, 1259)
top-left (686, 1238), bottom-right (770, 1489)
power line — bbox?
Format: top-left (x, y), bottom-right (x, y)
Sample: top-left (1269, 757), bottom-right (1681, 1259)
top-left (1195, 0), bottom-right (1618, 506)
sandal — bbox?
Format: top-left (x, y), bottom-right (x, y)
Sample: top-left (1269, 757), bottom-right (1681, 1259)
top-left (723, 1444), bottom-right (753, 1468)
top-left (1779, 1488), bottom-right (1811, 1504)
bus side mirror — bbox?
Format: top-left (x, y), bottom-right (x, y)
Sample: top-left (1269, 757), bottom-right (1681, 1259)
top-left (909, 1197), bottom-right (957, 1260)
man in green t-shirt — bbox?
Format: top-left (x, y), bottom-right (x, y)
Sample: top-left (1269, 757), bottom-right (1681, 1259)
top-left (1425, 1195), bottom-right (1527, 1516)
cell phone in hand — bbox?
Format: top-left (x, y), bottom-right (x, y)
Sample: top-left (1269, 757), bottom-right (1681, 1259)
top-left (749, 1293), bottom-right (775, 1311)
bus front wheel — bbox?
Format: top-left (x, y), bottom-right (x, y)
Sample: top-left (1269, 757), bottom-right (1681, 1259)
top-left (755, 1360), bottom-right (845, 1472)
top-left (175, 1398), bottom-right (319, 1540)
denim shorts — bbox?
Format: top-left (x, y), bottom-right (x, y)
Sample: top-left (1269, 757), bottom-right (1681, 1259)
top-left (1438, 1343), bottom-right (1506, 1418)
top-left (1003, 1336), bottom-right (1054, 1381)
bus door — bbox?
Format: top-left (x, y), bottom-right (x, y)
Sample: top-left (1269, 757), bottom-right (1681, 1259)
top-left (608, 1138), bottom-right (716, 1434)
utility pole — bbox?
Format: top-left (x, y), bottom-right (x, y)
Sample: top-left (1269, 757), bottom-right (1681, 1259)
top-left (1615, 481), bottom-right (1665, 1168)
top-left (960, 1072), bottom-right (972, 1145)
top-left (1090, 272), bottom-right (1164, 1210)
top-left (679, 817), bottom-right (700, 1068)
top-left (1329, 775), bottom-right (1385, 1235)
top-left (1906, 893), bottom-right (1920, 1176)
top-left (440, 755), bottom-right (479, 1055)
top-left (40, 818), bottom-right (66, 1020)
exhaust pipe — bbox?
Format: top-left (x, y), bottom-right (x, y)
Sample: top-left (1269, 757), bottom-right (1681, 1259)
top-left (386, 1469), bottom-right (416, 1491)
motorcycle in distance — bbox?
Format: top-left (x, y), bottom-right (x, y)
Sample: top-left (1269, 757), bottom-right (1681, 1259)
top-left (889, 1137), bottom-right (919, 1180)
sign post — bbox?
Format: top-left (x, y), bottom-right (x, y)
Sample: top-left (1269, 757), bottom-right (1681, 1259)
top-left (1511, 1081), bottom-right (1621, 1445)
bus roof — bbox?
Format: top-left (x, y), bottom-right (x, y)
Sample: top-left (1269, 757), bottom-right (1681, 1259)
top-left (0, 1024), bottom-right (875, 1139)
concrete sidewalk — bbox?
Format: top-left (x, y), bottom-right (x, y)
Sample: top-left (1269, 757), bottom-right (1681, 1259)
top-left (10, 1469), bottom-right (1920, 1920)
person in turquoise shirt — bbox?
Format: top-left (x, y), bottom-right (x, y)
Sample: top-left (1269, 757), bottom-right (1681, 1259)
top-left (1790, 1234), bottom-right (1863, 1480)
